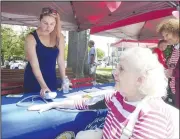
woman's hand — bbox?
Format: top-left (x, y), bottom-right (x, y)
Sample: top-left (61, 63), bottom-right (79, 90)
top-left (40, 87), bottom-right (51, 97)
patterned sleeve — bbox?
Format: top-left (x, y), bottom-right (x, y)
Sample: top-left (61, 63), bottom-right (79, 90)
top-left (104, 91), bottom-right (118, 108)
top-left (74, 98), bottom-right (89, 110)
top-left (130, 110), bottom-right (174, 139)
top-left (74, 90), bottom-right (118, 110)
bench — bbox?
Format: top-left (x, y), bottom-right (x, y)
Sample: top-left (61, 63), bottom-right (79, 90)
top-left (56, 68), bottom-right (75, 79)
top-left (1, 68), bottom-right (74, 95)
top-left (71, 77), bottom-right (94, 88)
top-left (1, 69), bottom-right (24, 95)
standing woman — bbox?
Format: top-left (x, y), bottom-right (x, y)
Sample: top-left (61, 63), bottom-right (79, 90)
top-left (24, 7), bottom-right (66, 96)
top-left (157, 18), bottom-right (179, 108)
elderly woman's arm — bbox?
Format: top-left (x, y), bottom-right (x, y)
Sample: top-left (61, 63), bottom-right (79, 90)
top-left (28, 91), bottom-right (117, 112)
top-left (27, 98), bottom-right (88, 112)
top-left (27, 97), bottom-right (103, 112)
top-left (54, 91), bottom-right (117, 110)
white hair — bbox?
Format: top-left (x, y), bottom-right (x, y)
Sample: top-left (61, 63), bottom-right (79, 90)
top-left (120, 47), bottom-right (168, 97)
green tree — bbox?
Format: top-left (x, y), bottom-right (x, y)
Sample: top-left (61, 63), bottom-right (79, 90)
top-left (96, 48), bottom-right (105, 59)
top-left (1, 25), bottom-right (35, 63)
top-left (1, 26), bottom-right (19, 60)
top-left (18, 27), bottom-right (35, 59)
top-left (64, 44), bottom-right (68, 61)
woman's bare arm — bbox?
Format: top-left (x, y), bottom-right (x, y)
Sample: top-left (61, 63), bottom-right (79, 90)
top-left (57, 34), bottom-right (66, 80)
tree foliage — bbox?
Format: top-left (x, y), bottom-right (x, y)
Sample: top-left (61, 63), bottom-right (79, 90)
top-left (1, 25), bottom-right (35, 62)
top-left (96, 48), bottom-right (105, 59)
top-left (1, 25), bottom-right (105, 65)
top-left (64, 44), bottom-right (68, 61)
top-left (1, 25), bottom-right (69, 62)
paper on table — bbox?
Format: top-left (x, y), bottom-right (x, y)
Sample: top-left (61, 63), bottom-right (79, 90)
top-left (83, 87), bottom-right (101, 93)
top-left (99, 86), bottom-right (114, 90)
top-left (63, 91), bottom-right (86, 99)
top-left (6, 94), bottom-right (23, 98)
top-left (63, 88), bottom-right (115, 100)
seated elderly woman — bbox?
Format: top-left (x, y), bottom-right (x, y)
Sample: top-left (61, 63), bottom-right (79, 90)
top-left (28, 47), bottom-right (178, 139)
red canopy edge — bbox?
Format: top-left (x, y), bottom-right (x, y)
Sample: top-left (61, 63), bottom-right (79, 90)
top-left (90, 8), bottom-right (175, 34)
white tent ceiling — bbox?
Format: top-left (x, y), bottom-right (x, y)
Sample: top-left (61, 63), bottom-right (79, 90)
top-left (91, 15), bottom-right (175, 40)
top-left (90, 2), bottom-right (178, 40)
top-left (1, 2), bottom-right (77, 30)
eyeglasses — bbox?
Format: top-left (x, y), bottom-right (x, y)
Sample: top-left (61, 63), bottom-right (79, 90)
top-left (42, 7), bottom-right (57, 15)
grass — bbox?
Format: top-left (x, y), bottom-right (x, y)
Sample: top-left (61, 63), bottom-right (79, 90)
top-left (96, 67), bottom-right (113, 75)
top-left (96, 67), bottom-right (114, 83)
top-left (97, 67), bottom-right (112, 71)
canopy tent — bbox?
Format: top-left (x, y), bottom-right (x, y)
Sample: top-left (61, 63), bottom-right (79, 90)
top-left (90, 9), bottom-right (177, 40)
top-left (90, 1), bottom-right (179, 40)
top-left (111, 39), bottom-right (159, 48)
top-left (1, 1), bottom-right (177, 31)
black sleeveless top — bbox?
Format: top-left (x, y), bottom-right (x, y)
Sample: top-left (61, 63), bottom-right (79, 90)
top-left (24, 30), bottom-right (59, 93)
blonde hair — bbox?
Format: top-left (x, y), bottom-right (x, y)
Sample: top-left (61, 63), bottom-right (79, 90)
top-left (120, 47), bottom-right (168, 97)
top-left (157, 18), bottom-right (180, 37)
top-left (40, 13), bottom-right (61, 46)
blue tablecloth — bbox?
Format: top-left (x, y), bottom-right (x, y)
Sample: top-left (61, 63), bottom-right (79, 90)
top-left (2, 83), bottom-right (114, 139)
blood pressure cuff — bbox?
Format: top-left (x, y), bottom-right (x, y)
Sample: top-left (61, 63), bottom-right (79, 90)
top-left (88, 98), bottom-right (107, 109)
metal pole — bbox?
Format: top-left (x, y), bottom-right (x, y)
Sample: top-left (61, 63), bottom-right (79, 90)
top-left (112, 48), bottom-right (113, 69)
top-left (107, 43), bottom-right (110, 67)
top-left (108, 43), bottom-right (110, 58)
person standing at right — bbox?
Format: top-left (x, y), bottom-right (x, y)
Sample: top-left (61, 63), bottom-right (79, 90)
top-left (88, 40), bottom-right (97, 84)
top-left (157, 18), bottom-right (180, 108)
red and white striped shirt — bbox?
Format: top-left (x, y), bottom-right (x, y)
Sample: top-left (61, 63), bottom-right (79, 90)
top-left (75, 91), bottom-right (174, 139)
top-left (167, 44), bottom-right (180, 94)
